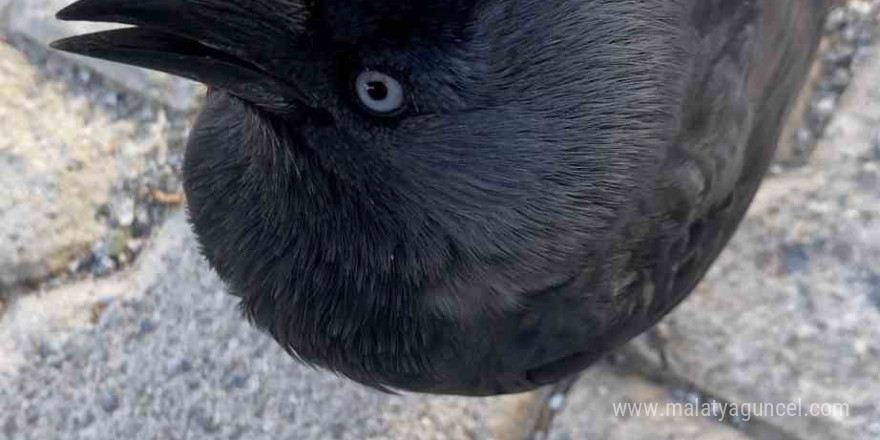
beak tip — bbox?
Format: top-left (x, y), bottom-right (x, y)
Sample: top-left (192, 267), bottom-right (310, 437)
top-left (49, 36), bottom-right (90, 56)
top-left (48, 38), bottom-right (71, 52)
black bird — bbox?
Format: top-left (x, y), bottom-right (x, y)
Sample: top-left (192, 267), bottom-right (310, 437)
top-left (52, 0), bottom-right (830, 396)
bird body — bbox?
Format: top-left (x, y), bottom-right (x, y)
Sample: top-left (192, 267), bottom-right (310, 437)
top-left (54, 0), bottom-right (831, 395)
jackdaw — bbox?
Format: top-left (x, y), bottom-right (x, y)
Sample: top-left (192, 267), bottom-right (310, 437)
top-left (52, 0), bottom-right (830, 395)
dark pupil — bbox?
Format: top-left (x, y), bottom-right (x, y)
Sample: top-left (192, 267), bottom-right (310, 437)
top-left (366, 81), bottom-right (389, 101)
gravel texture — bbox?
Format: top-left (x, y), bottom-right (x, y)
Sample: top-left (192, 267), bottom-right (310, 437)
top-left (0, 41), bottom-right (162, 291)
top-left (1, 0), bottom-right (202, 293)
top-left (776, 0), bottom-right (880, 164)
top-left (0, 31), bottom-right (195, 292)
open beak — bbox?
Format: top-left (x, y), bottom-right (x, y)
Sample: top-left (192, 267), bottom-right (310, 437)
top-left (51, 0), bottom-right (315, 111)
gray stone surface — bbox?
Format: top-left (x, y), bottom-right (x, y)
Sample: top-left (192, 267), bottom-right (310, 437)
top-left (0, 41), bottom-right (170, 290)
top-left (776, 1), bottom-right (879, 164)
top-left (0, 211), bottom-right (541, 440)
top-left (643, 23), bottom-right (880, 440)
top-left (0, 0), bottom-right (12, 25)
top-left (549, 363), bottom-right (751, 440)
top-left (4, 0), bottom-right (202, 112)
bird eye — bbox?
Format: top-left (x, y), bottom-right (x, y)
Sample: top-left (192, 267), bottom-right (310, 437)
top-left (355, 70), bottom-right (405, 115)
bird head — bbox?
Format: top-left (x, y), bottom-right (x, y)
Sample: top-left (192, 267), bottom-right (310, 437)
top-left (53, 0), bottom-right (688, 395)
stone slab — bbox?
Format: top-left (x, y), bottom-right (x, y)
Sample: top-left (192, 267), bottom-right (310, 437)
top-left (0, 41), bottom-right (140, 290)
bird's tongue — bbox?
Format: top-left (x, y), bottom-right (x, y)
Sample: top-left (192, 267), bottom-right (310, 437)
top-left (50, 0), bottom-right (315, 110)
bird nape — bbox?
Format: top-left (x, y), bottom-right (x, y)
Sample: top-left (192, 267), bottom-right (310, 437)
top-left (51, 0), bottom-right (831, 396)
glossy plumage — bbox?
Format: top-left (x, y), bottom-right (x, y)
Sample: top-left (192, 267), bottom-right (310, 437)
top-left (53, 0), bottom-right (831, 395)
